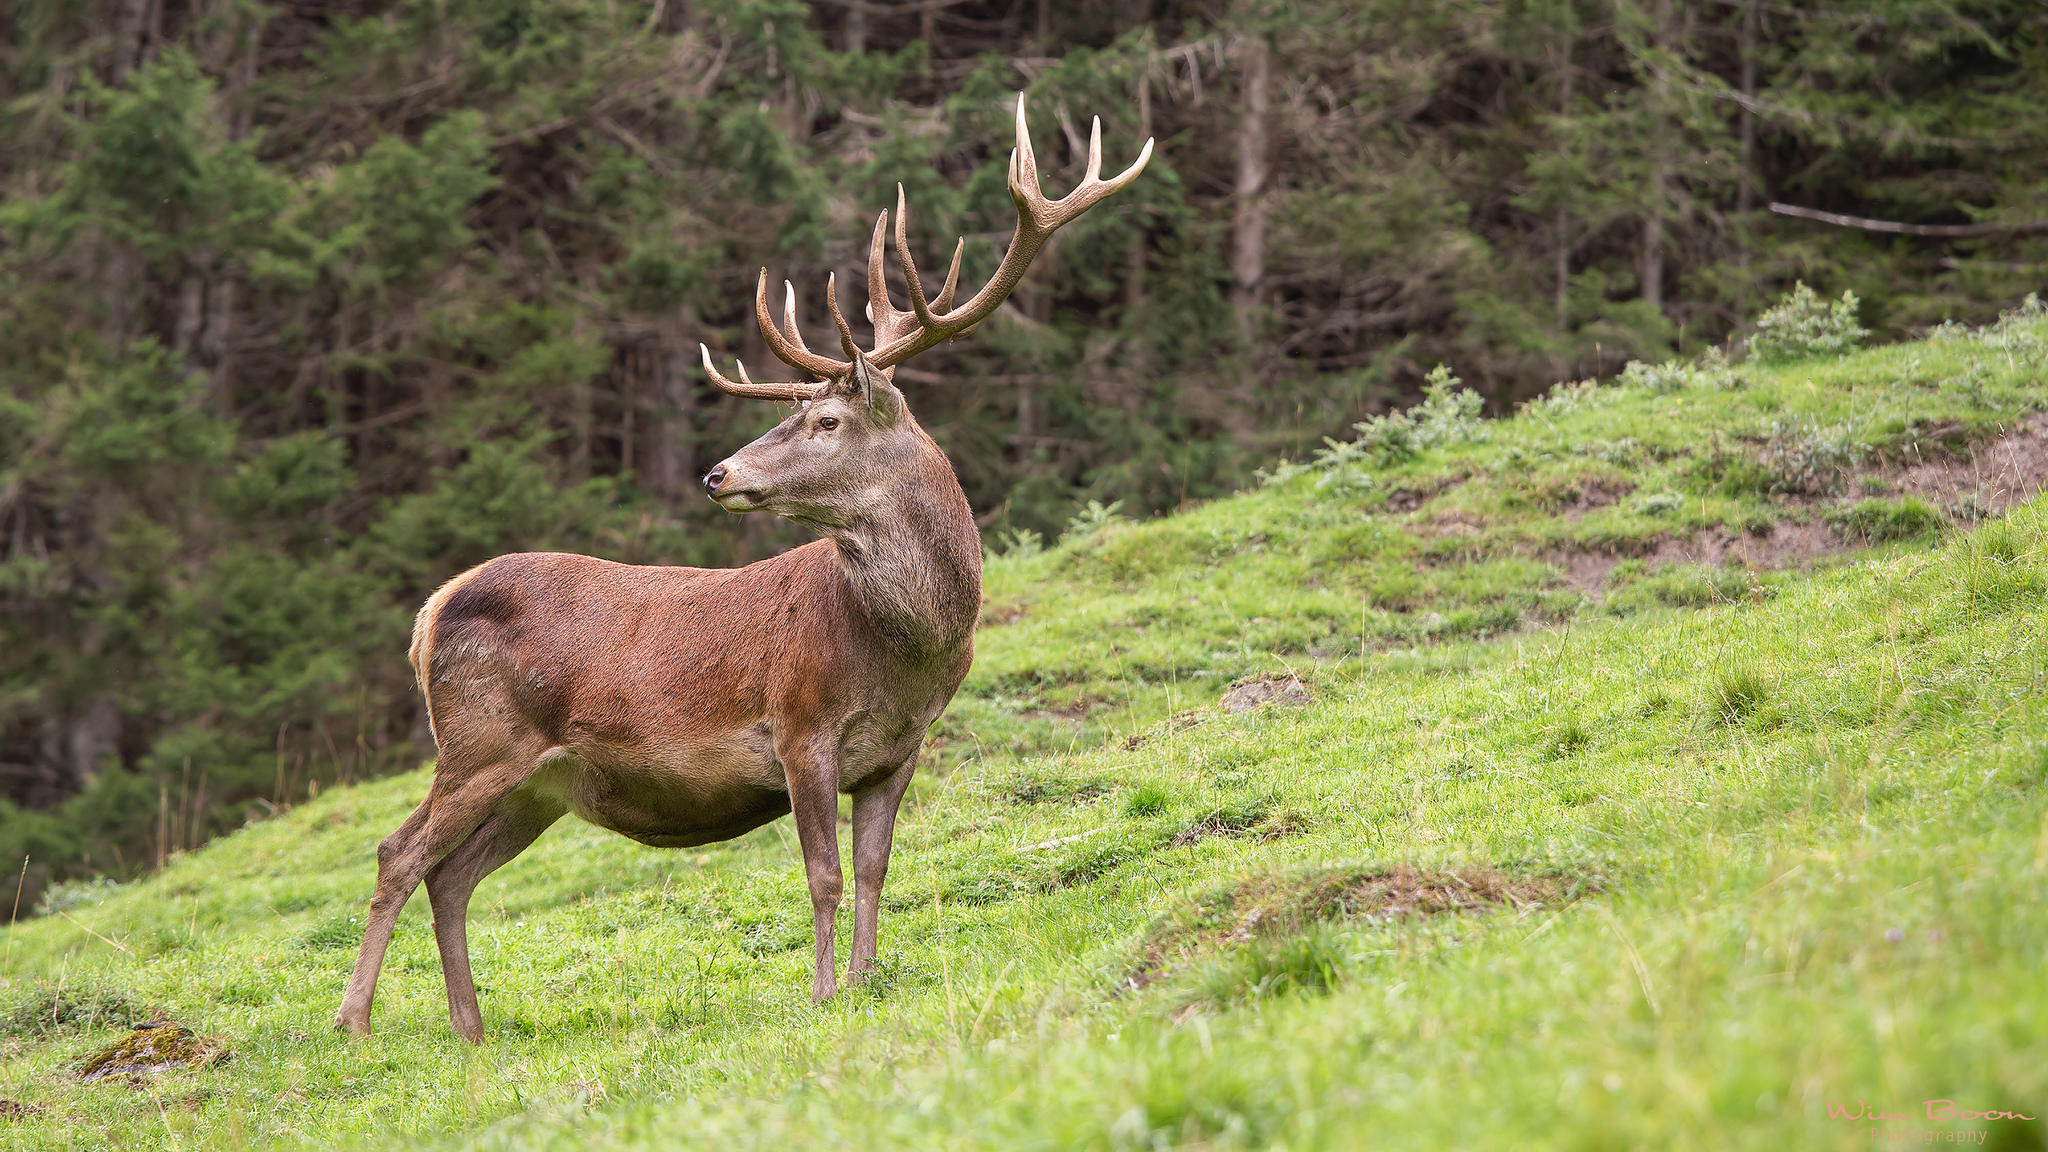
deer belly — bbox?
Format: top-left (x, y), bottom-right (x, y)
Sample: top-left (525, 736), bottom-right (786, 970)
top-left (542, 725), bottom-right (791, 844)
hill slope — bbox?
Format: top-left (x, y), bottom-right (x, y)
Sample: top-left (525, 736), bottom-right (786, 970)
top-left (1, 311), bottom-right (2046, 1149)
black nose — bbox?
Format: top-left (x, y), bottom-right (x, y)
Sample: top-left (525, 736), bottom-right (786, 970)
top-left (703, 466), bottom-right (727, 493)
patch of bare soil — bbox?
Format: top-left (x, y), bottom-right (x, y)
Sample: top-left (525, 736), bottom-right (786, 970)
top-left (1220, 675), bottom-right (1312, 714)
top-left (79, 1022), bottom-right (229, 1084)
top-left (1887, 412), bottom-right (2048, 514)
top-left (1385, 473), bottom-right (1468, 514)
top-left (1125, 865), bottom-right (1582, 992)
top-left (1553, 415), bottom-right (2048, 595)
top-left (1561, 479), bottom-right (1634, 522)
top-left (978, 600), bottom-right (1029, 628)
top-left (1169, 807), bottom-right (1308, 849)
top-left (1125, 708), bottom-right (1212, 750)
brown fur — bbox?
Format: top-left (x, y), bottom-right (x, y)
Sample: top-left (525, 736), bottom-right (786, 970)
top-left (336, 375), bottom-right (981, 1042)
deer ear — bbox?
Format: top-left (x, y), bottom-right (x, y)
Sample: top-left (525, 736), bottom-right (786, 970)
top-left (851, 355), bottom-right (901, 423)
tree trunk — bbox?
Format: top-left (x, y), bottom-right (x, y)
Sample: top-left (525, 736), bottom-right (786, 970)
top-left (846, 0), bottom-right (867, 55)
top-left (1640, 3), bottom-right (1672, 313)
top-left (1641, 175), bottom-right (1665, 312)
top-left (1553, 36), bottom-right (1573, 334)
top-left (1230, 34), bottom-right (1271, 345)
top-left (653, 332), bottom-right (697, 501)
top-left (107, 0), bottom-right (153, 86)
top-left (1735, 0), bottom-right (1757, 320)
top-left (1124, 66), bottom-right (1152, 319)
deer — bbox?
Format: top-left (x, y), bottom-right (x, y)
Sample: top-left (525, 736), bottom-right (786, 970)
top-left (334, 95), bottom-right (1151, 1043)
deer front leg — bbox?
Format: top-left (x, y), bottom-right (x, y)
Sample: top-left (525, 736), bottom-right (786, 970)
top-left (848, 758), bottom-right (916, 985)
top-left (783, 743), bottom-right (845, 1002)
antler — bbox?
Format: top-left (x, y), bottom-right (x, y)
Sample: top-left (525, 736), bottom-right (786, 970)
top-left (697, 274), bottom-right (838, 401)
top-left (872, 93), bottom-right (1152, 369)
top-left (712, 93), bottom-right (1151, 398)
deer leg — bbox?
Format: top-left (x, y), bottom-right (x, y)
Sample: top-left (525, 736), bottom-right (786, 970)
top-left (424, 794), bottom-right (564, 1044)
top-left (783, 744), bottom-right (845, 1003)
top-left (335, 760), bottom-right (541, 1035)
top-left (334, 798), bottom-right (432, 1035)
top-left (847, 758), bottom-right (916, 985)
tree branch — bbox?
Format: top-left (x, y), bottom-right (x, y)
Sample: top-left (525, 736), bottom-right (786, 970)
top-left (1768, 202), bottom-right (2048, 237)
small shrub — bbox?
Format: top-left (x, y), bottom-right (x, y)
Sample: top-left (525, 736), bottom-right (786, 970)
top-left (1522, 378), bottom-right (1609, 419)
top-left (994, 526), bottom-right (1043, 558)
top-left (1631, 491), bottom-right (1685, 517)
top-left (1757, 419), bottom-right (1865, 495)
top-left (1316, 365), bottom-right (1487, 474)
top-left (1750, 282), bottom-right (1870, 363)
top-left (1619, 359), bottom-right (1690, 393)
top-left (33, 876), bottom-right (129, 918)
top-left (1060, 500), bottom-right (1126, 544)
top-left (1620, 348), bottom-right (1742, 393)
top-left (1828, 497), bottom-right (1945, 543)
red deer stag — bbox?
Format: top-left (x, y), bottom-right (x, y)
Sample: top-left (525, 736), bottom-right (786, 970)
top-left (336, 95), bottom-right (1151, 1042)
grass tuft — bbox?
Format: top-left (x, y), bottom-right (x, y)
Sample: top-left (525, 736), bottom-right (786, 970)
top-left (0, 984), bottom-right (143, 1039)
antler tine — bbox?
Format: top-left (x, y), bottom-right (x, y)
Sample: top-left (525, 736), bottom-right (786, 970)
top-left (935, 239), bottom-right (963, 313)
top-left (699, 343), bottom-right (816, 402)
top-left (866, 206), bottom-right (924, 350)
top-left (753, 269), bottom-right (846, 379)
top-left (1084, 116), bottom-right (1103, 184)
top-left (1011, 91), bottom-right (1042, 212)
top-left (824, 271), bottom-right (860, 361)
top-left (866, 210), bottom-right (892, 312)
top-left (893, 185), bottom-right (941, 330)
top-left (781, 281), bottom-right (815, 357)
top-left (887, 191), bottom-right (975, 339)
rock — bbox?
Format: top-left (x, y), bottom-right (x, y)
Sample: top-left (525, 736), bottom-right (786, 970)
top-left (79, 1022), bottom-right (229, 1084)
top-left (1221, 676), bottom-right (1312, 714)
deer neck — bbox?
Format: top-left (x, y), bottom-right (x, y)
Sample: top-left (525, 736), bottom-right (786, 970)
top-left (819, 452), bottom-right (981, 658)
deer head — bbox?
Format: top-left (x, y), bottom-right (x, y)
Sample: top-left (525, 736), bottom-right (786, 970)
top-left (701, 93), bottom-right (1152, 527)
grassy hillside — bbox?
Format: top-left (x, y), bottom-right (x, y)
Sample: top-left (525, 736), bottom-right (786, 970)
top-left (2, 310), bottom-right (2046, 1149)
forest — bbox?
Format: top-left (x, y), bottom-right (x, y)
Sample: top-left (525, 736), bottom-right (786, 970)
top-left (2, 0), bottom-right (2044, 902)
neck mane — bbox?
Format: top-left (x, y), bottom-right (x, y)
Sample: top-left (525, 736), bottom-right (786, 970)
top-left (819, 443), bottom-right (982, 657)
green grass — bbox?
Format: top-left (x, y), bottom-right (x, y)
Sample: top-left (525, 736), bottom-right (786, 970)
top-left (951, 308), bottom-right (2047, 760)
top-left (2, 313), bottom-right (2046, 1148)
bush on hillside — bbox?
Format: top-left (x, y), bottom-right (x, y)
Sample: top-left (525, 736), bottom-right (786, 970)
top-left (1314, 366), bottom-right (1487, 477)
top-left (1750, 283), bottom-right (1870, 364)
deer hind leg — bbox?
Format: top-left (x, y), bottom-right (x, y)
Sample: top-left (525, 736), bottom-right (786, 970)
top-left (335, 797), bottom-right (433, 1035)
top-left (424, 792), bottom-right (565, 1044)
top-left (334, 746), bottom-right (548, 1036)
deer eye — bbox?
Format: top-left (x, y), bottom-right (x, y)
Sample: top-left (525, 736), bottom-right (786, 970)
top-left (817, 417), bottom-right (839, 431)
